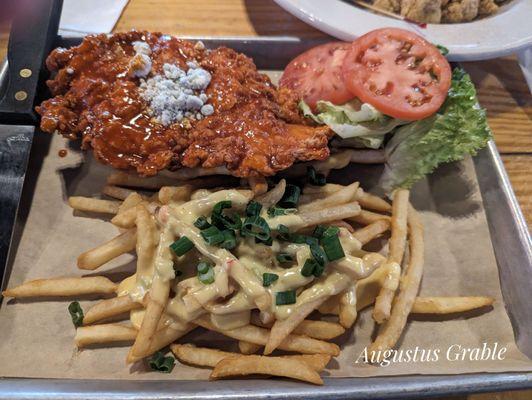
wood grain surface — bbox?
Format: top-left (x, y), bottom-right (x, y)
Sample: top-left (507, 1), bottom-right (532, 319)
top-left (0, 2), bottom-right (530, 398)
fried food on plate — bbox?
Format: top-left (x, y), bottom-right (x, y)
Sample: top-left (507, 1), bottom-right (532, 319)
top-left (36, 31), bottom-right (332, 178)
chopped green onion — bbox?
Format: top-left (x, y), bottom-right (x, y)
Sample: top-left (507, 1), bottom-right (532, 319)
top-left (262, 273), bottom-right (279, 287)
top-left (246, 200), bottom-right (263, 217)
top-left (194, 216), bottom-right (211, 230)
top-left (169, 236), bottom-right (194, 256)
top-left (321, 234), bottom-right (345, 261)
top-left (305, 236), bottom-right (319, 246)
top-left (322, 226), bottom-right (340, 238)
top-left (197, 262), bottom-right (215, 284)
top-left (278, 184), bottom-right (301, 208)
top-left (197, 261), bottom-right (212, 274)
top-left (220, 229), bottom-right (237, 250)
top-left (200, 225), bottom-right (225, 245)
top-left (267, 206), bottom-right (296, 218)
top-left (312, 262), bottom-right (325, 277)
top-left (68, 301), bottom-right (84, 327)
top-left (313, 225), bottom-right (339, 240)
top-left (312, 225), bottom-right (327, 238)
top-left (211, 200), bottom-right (241, 230)
top-left (276, 290), bottom-right (297, 305)
top-left (310, 243), bottom-right (328, 266)
top-left (276, 253), bottom-right (294, 263)
top-left (148, 351), bottom-right (175, 373)
top-left (277, 224), bottom-right (291, 241)
top-left (307, 166), bottom-right (326, 186)
top-left (213, 200), bottom-right (232, 214)
top-left (290, 234), bottom-right (308, 244)
top-left (301, 258), bottom-right (318, 277)
top-left (199, 269), bottom-right (215, 284)
top-left (241, 215), bottom-right (271, 241)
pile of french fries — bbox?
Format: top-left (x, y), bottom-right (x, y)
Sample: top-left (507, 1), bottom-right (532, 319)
top-left (2, 171), bottom-right (494, 385)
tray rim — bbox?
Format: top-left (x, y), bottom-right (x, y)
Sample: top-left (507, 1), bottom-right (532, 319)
top-left (0, 35), bottom-right (531, 400)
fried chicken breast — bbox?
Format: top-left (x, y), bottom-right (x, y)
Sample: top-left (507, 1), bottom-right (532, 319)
top-left (36, 31), bottom-right (332, 177)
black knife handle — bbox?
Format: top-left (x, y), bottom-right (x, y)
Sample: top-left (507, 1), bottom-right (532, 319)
top-left (0, 0), bottom-right (63, 124)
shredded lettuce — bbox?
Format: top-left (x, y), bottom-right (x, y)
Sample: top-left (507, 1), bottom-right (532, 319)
top-left (379, 68), bottom-right (492, 192)
top-left (300, 99), bottom-right (407, 149)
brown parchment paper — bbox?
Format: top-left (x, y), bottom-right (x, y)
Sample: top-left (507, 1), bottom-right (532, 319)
top-left (0, 132), bottom-right (530, 380)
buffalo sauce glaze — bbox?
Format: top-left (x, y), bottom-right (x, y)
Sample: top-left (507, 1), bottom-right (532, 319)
top-left (36, 31), bottom-right (331, 177)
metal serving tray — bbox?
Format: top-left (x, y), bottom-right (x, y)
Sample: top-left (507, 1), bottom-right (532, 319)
top-left (0, 34), bottom-right (531, 399)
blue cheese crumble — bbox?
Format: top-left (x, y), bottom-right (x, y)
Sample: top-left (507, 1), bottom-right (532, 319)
top-left (129, 41), bottom-right (152, 78)
top-left (140, 61), bottom-right (213, 126)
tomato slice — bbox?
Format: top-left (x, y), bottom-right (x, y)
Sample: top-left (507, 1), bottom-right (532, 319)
top-left (342, 28), bottom-right (451, 121)
top-left (279, 42), bottom-right (354, 111)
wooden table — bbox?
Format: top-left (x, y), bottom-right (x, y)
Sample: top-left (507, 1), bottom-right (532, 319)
top-left (0, 1), bottom-right (530, 399)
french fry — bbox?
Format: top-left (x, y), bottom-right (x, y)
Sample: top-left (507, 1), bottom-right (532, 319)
top-left (83, 295), bottom-right (141, 325)
top-left (387, 189), bottom-right (409, 265)
top-left (171, 343), bottom-right (235, 367)
top-left (194, 315), bottom-right (339, 356)
top-left (319, 292), bottom-right (494, 317)
top-left (317, 295), bottom-right (341, 315)
top-left (309, 149), bottom-right (352, 172)
top-left (264, 298), bottom-right (327, 355)
top-left (355, 188), bottom-right (392, 213)
top-left (329, 220), bottom-right (355, 233)
top-left (290, 354), bottom-right (331, 372)
top-left (75, 323), bottom-right (137, 347)
top-left (250, 314), bottom-right (345, 340)
top-left (111, 204), bottom-right (143, 228)
top-left (158, 185), bottom-right (193, 204)
top-left (248, 175), bottom-right (268, 195)
top-left (411, 296), bottom-right (494, 314)
top-left (119, 192), bottom-right (145, 214)
top-left (2, 276), bottom-right (117, 298)
top-left (172, 344), bottom-right (331, 373)
top-left (238, 341), bottom-right (261, 355)
top-left (368, 205), bottom-right (424, 359)
top-left (304, 183), bottom-right (345, 194)
top-left (373, 189), bottom-right (409, 324)
top-left (210, 355), bottom-right (323, 385)
top-left (353, 220), bottom-right (390, 245)
top-left (102, 185), bottom-right (140, 201)
top-left (127, 280), bottom-right (171, 362)
top-left (255, 179), bottom-right (286, 208)
top-left (297, 202), bottom-right (361, 229)
top-left (68, 197), bottom-right (121, 214)
top-left (347, 210), bottom-right (390, 225)
top-left (77, 229), bottom-right (137, 270)
top-left (339, 285), bottom-right (357, 328)
top-left (128, 217), bottom-right (171, 362)
top-left (266, 271), bottom-right (351, 354)
top-left (298, 182), bottom-right (359, 213)
top-left (134, 205), bottom-right (159, 278)
top-left (127, 323), bottom-right (196, 363)
top-left (371, 261), bottom-right (401, 320)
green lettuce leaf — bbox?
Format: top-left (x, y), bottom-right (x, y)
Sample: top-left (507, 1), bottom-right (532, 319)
top-left (379, 68), bottom-right (492, 192)
top-left (300, 100), bottom-right (407, 149)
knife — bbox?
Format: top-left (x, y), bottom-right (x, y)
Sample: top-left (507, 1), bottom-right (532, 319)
top-left (0, 0), bottom-right (63, 289)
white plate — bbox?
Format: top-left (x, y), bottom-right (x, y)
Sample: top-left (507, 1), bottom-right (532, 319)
top-left (274, 0), bottom-right (532, 61)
